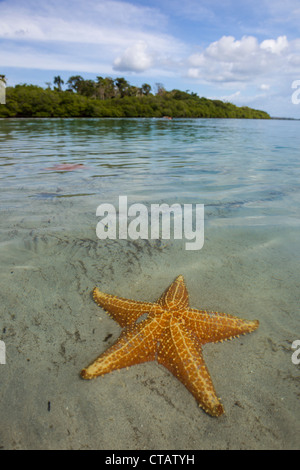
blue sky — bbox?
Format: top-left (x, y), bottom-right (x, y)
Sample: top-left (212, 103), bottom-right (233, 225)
top-left (1, 0), bottom-right (300, 117)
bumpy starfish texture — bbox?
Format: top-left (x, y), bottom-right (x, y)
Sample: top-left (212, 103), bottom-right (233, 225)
top-left (81, 275), bottom-right (259, 417)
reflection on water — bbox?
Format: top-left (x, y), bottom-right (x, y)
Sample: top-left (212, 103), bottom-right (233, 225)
top-left (1, 118), bottom-right (300, 222)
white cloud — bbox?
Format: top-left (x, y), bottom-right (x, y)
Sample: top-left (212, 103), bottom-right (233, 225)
top-left (0, 0), bottom-right (167, 42)
top-left (260, 36), bottom-right (288, 54)
top-left (205, 35), bottom-right (258, 60)
top-left (187, 35), bottom-right (300, 85)
top-left (0, 0), bottom-right (185, 73)
top-left (113, 41), bottom-right (154, 72)
top-left (0, 0), bottom-right (162, 47)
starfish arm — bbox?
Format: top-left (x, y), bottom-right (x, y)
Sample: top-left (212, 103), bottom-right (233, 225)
top-left (157, 320), bottom-right (224, 417)
top-left (81, 318), bottom-right (163, 379)
top-left (93, 287), bottom-right (155, 327)
top-left (184, 308), bottom-right (259, 344)
top-left (158, 275), bottom-right (189, 310)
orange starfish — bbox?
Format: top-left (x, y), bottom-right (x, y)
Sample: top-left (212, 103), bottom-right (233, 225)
top-left (81, 275), bottom-right (259, 416)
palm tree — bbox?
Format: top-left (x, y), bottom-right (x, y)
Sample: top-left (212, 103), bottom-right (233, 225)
top-left (53, 75), bottom-right (64, 91)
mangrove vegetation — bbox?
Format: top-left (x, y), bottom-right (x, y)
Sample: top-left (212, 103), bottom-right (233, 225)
top-left (0, 75), bottom-right (270, 119)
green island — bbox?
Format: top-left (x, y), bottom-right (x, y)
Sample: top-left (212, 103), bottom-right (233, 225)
top-left (0, 75), bottom-right (270, 119)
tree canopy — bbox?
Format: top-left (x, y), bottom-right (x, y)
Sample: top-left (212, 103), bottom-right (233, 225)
top-left (0, 75), bottom-right (270, 119)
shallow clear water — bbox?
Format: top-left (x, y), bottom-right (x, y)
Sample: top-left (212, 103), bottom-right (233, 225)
top-left (1, 118), bottom-right (300, 209)
top-left (0, 118), bottom-right (299, 449)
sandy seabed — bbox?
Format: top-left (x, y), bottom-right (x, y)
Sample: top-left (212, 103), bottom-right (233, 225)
top-left (0, 196), bottom-right (299, 450)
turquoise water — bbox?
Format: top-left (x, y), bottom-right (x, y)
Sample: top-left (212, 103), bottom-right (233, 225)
top-left (1, 118), bottom-right (300, 210)
top-left (0, 118), bottom-right (299, 449)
